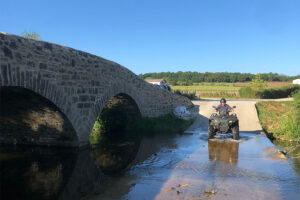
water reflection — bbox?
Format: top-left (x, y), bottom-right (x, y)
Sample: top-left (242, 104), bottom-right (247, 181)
top-left (90, 138), bottom-right (140, 175)
top-left (0, 145), bottom-right (77, 200)
top-left (0, 135), bottom-right (141, 200)
top-left (208, 140), bottom-right (239, 164)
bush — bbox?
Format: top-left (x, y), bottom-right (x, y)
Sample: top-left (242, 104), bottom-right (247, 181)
top-left (259, 85), bottom-right (300, 99)
top-left (239, 87), bottom-right (259, 98)
top-left (292, 89), bottom-right (300, 123)
top-left (239, 85), bottom-right (300, 99)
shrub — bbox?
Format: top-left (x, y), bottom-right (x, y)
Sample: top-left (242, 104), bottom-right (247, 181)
top-left (259, 85), bottom-right (300, 99)
top-left (292, 89), bottom-right (300, 123)
top-left (239, 85), bottom-right (300, 99)
top-left (239, 87), bottom-right (259, 98)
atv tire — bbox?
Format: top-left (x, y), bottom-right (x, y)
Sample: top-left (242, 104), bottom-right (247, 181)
top-left (208, 125), bottom-right (215, 139)
top-left (232, 122), bottom-right (239, 140)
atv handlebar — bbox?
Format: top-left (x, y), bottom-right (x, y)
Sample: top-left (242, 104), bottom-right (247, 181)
top-left (212, 105), bottom-right (236, 109)
top-left (212, 105), bottom-right (236, 112)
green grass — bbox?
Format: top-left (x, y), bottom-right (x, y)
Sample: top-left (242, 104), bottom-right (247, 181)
top-left (90, 128), bottom-right (104, 144)
top-left (192, 82), bottom-right (235, 87)
top-left (172, 82), bottom-right (299, 99)
top-left (172, 85), bottom-right (240, 92)
top-left (126, 114), bottom-right (193, 136)
top-left (194, 91), bottom-right (240, 99)
top-left (256, 90), bottom-right (300, 142)
top-left (90, 114), bottom-right (194, 145)
top-left (172, 84), bottom-right (241, 99)
top-left (239, 85), bottom-right (300, 99)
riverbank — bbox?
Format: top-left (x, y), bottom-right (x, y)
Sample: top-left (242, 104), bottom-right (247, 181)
top-left (90, 114), bottom-right (194, 144)
top-left (255, 91), bottom-right (300, 142)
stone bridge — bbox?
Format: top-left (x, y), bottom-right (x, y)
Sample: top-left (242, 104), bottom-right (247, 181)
top-left (0, 33), bottom-right (192, 146)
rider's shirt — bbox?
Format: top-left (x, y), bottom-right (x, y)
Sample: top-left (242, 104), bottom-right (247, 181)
top-left (216, 104), bottom-right (232, 115)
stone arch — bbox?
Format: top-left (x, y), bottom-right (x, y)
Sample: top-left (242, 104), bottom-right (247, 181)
top-left (0, 66), bottom-right (73, 119)
top-left (0, 85), bottom-right (79, 146)
top-left (85, 84), bottom-right (144, 144)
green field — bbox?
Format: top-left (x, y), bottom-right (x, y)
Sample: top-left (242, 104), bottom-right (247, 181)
top-left (171, 83), bottom-right (241, 98)
top-left (172, 85), bottom-right (240, 92)
top-left (171, 82), bottom-right (296, 99)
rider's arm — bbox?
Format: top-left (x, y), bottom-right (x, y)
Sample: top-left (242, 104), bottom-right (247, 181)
top-left (227, 105), bottom-right (233, 112)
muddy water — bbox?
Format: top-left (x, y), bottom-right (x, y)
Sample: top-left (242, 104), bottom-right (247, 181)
top-left (1, 131), bottom-right (300, 200)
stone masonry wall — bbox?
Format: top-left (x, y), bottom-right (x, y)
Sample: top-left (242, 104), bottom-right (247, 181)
top-left (0, 32), bottom-right (193, 146)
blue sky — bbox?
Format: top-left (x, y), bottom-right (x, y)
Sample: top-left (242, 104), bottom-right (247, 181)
top-left (1, 0), bottom-right (299, 76)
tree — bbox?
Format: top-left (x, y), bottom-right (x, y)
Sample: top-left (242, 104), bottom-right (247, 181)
top-left (21, 31), bottom-right (40, 40)
top-left (251, 73), bottom-right (267, 89)
top-left (138, 71), bottom-right (297, 83)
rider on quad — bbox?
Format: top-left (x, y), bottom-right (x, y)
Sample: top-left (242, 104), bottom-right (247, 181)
top-left (215, 98), bottom-right (233, 115)
top-left (209, 98), bottom-right (239, 140)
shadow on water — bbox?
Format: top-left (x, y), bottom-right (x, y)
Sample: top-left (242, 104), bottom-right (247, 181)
top-left (0, 134), bottom-right (142, 200)
top-left (90, 138), bottom-right (140, 175)
top-left (0, 130), bottom-right (182, 200)
top-left (2, 131), bottom-right (300, 200)
top-left (0, 145), bottom-right (78, 200)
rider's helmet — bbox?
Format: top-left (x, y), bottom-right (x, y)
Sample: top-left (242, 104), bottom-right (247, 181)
top-left (220, 98), bottom-right (226, 103)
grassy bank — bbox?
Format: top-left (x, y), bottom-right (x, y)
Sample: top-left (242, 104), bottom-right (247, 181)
top-left (90, 114), bottom-right (194, 145)
top-left (256, 90), bottom-right (300, 141)
top-left (126, 114), bottom-right (193, 136)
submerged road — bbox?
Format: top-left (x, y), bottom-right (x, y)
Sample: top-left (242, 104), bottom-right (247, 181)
top-left (151, 99), bottom-right (299, 200)
top-left (89, 99), bottom-right (300, 200)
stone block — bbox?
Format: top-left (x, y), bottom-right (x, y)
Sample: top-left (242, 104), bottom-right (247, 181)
top-left (79, 95), bottom-right (89, 102)
top-left (0, 64), bottom-right (8, 85)
top-left (77, 103), bottom-right (84, 108)
top-left (39, 62), bottom-right (47, 70)
top-left (2, 46), bottom-right (13, 59)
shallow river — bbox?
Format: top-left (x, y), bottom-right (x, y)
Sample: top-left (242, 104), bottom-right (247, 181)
top-left (1, 130), bottom-right (300, 200)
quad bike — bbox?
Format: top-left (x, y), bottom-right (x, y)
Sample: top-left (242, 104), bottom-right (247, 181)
top-left (208, 105), bottom-right (239, 140)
